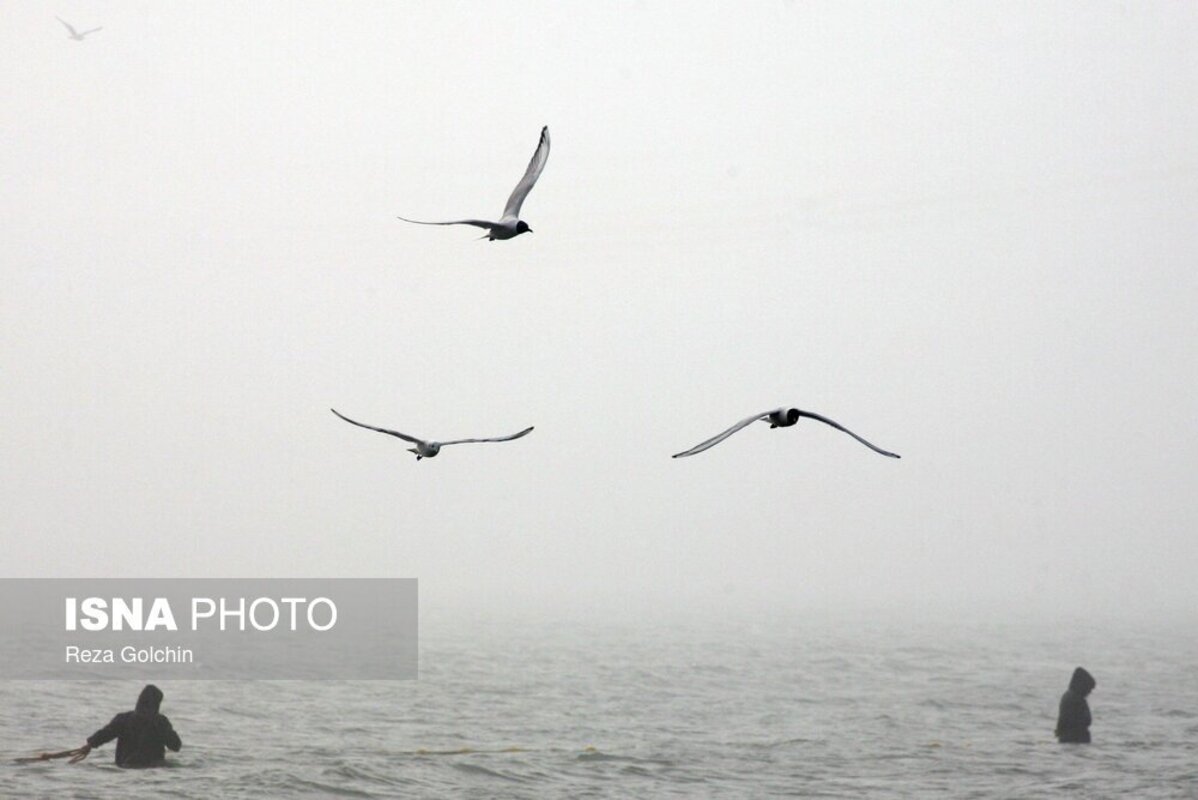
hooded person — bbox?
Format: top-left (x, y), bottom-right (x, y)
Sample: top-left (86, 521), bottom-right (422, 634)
top-left (1055, 667), bottom-right (1097, 743)
top-left (72, 684), bottom-right (183, 767)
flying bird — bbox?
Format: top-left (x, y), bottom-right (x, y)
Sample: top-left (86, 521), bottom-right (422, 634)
top-left (397, 126), bottom-right (550, 241)
top-left (672, 407), bottom-right (901, 459)
top-left (56, 17), bottom-right (102, 40)
top-left (331, 409), bottom-right (533, 461)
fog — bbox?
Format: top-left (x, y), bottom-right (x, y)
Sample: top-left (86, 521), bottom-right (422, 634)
top-left (3, 2), bottom-right (1196, 623)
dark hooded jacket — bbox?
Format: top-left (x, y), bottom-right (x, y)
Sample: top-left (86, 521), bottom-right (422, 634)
top-left (1055, 667), bottom-right (1096, 743)
top-left (87, 685), bottom-right (182, 767)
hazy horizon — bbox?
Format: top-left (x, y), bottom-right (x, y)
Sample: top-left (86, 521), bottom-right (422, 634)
top-left (3, 2), bottom-right (1196, 624)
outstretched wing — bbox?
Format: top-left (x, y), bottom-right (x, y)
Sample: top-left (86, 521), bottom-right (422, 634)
top-left (797, 410), bottom-right (901, 459)
top-left (79, 27), bottom-right (103, 36)
top-left (500, 126), bottom-right (550, 222)
top-left (440, 426), bottom-right (534, 447)
top-left (671, 410), bottom-right (776, 458)
top-left (56, 17), bottom-right (80, 36)
top-left (396, 216), bottom-right (495, 230)
top-left (330, 408), bottom-right (424, 445)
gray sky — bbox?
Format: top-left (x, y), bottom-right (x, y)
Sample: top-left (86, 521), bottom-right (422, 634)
top-left (3, 2), bottom-right (1196, 621)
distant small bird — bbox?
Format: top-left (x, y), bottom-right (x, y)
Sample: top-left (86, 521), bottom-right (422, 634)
top-left (397, 126), bottom-right (550, 241)
top-left (331, 409), bottom-right (534, 461)
top-left (672, 407), bottom-right (901, 459)
top-left (56, 17), bottom-right (102, 41)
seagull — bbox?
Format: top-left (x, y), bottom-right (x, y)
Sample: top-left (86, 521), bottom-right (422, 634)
top-left (397, 126), bottom-right (550, 241)
top-left (331, 409), bottom-right (533, 461)
top-left (56, 17), bottom-right (102, 41)
top-left (672, 407), bottom-right (901, 459)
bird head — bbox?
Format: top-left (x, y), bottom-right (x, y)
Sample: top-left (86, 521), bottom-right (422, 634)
top-left (767, 408), bottom-right (800, 428)
top-left (516, 221), bottom-right (532, 235)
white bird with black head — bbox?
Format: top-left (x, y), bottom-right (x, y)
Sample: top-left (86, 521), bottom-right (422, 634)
top-left (331, 409), bottom-right (534, 461)
top-left (672, 407), bottom-right (901, 459)
top-left (397, 126), bottom-right (550, 241)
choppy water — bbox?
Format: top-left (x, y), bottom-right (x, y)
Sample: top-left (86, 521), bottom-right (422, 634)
top-left (2, 611), bottom-right (1195, 798)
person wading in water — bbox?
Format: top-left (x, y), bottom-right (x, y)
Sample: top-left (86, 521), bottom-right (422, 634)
top-left (70, 684), bottom-right (183, 767)
top-left (1055, 667), bottom-right (1097, 743)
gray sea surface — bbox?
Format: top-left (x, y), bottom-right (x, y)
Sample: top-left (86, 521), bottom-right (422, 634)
top-left (2, 611), bottom-right (1195, 798)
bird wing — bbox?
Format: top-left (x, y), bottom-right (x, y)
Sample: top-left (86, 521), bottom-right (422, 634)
top-left (80, 27), bottom-right (103, 36)
top-left (671, 410), bottom-right (777, 458)
top-left (796, 410), bottom-right (901, 458)
top-left (56, 17), bottom-right (79, 36)
top-left (330, 408), bottom-right (424, 445)
top-left (440, 426), bottom-right (534, 447)
top-left (396, 216), bottom-right (496, 229)
top-left (500, 126), bottom-right (550, 222)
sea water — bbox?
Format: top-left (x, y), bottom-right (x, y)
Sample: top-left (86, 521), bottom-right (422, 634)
top-left (2, 611), bottom-right (1195, 798)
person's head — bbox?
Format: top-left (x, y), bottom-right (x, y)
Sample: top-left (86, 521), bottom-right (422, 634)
top-left (135, 684), bottom-right (164, 713)
top-left (1068, 667), bottom-right (1096, 697)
